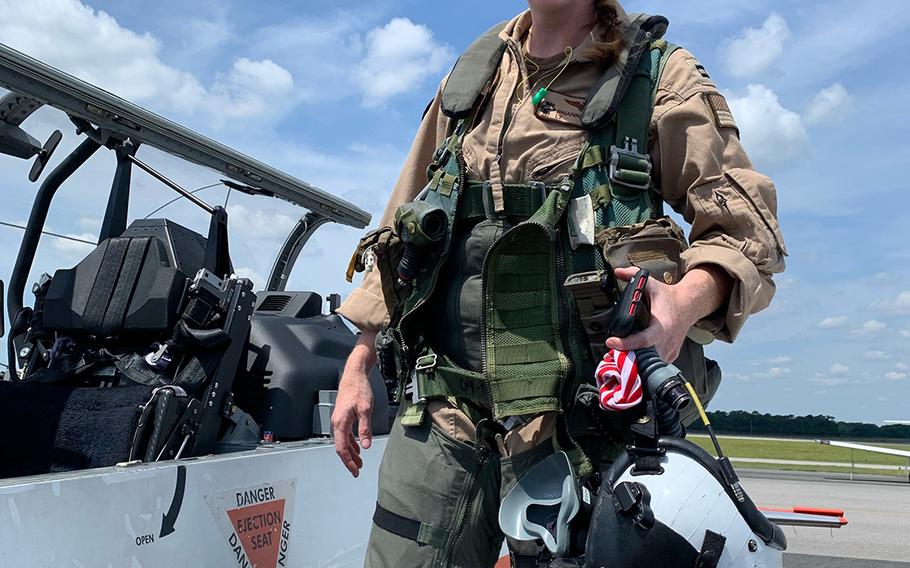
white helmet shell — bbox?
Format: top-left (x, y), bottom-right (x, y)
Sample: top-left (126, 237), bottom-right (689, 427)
top-left (586, 438), bottom-right (786, 568)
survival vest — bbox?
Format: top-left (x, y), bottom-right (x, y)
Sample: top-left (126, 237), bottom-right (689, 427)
top-left (352, 14), bottom-right (717, 450)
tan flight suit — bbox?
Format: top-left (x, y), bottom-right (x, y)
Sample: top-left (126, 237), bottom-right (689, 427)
top-left (338, 9), bottom-right (786, 568)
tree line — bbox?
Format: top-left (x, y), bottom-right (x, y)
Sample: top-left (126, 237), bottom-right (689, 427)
top-left (687, 410), bottom-right (910, 441)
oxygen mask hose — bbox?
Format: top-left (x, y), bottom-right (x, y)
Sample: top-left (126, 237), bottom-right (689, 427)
top-left (635, 347), bottom-right (689, 438)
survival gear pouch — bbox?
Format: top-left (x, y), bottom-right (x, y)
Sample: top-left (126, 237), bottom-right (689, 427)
top-left (596, 216), bottom-right (687, 287)
top-left (565, 216), bottom-right (722, 425)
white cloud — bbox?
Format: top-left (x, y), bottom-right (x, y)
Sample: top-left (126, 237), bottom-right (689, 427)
top-left (48, 231), bottom-right (96, 266)
top-left (354, 18), bottom-right (454, 106)
top-left (732, 367), bottom-right (791, 381)
top-left (871, 290), bottom-right (910, 315)
top-left (818, 316), bottom-right (848, 329)
top-left (805, 83), bottom-right (850, 125)
top-left (748, 355), bottom-right (793, 366)
top-left (885, 371), bottom-right (907, 381)
top-left (728, 85), bottom-right (807, 166)
top-left (851, 319), bottom-right (887, 336)
top-left (226, 204), bottom-right (298, 239)
top-left (0, 0), bottom-right (206, 111)
top-left (829, 363), bottom-right (850, 376)
top-left (811, 375), bottom-right (849, 387)
top-left (865, 350), bottom-right (891, 361)
top-left (235, 266), bottom-right (266, 290)
top-left (896, 363), bottom-right (909, 371)
top-left (210, 58), bottom-right (295, 119)
top-left (722, 13), bottom-right (791, 77)
top-left (0, 0), bottom-right (294, 121)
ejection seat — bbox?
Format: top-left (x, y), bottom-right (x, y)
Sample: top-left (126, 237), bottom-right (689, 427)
top-left (0, 211), bottom-right (256, 478)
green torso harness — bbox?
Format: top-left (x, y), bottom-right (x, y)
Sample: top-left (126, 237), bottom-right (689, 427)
top-left (385, 15), bottom-right (681, 424)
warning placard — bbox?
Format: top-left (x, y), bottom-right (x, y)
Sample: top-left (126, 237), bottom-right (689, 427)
top-left (207, 479), bottom-right (296, 568)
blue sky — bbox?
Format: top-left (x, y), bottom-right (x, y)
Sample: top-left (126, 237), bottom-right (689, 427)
top-left (0, 0), bottom-right (907, 422)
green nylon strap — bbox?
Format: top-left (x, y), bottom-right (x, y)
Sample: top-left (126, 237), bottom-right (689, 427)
top-left (400, 400), bottom-right (427, 427)
top-left (457, 181), bottom-right (555, 222)
top-left (589, 185), bottom-right (611, 209)
top-left (654, 41), bottom-right (680, 101)
top-left (571, 40), bottom-right (664, 239)
top-left (417, 523), bottom-right (449, 548)
top-left (438, 172), bottom-right (456, 196)
top-left (581, 145), bottom-right (605, 169)
top-left (613, 44), bottom-right (658, 161)
top-left (415, 360), bottom-right (492, 406)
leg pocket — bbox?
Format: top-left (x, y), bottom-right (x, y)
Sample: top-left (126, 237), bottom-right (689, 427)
top-left (368, 415), bottom-right (501, 568)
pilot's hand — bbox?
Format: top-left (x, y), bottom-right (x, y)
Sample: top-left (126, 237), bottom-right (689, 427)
top-left (332, 331), bottom-right (377, 478)
top-left (605, 265), bottom-right (732, 362)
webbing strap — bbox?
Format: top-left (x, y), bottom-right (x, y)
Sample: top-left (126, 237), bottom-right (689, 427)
top-left (458, 181), bottom-right (556, 222)
top-left (372, 502), bottom-right (449, 549)
top-left (83, 238), bottom-right (130, 336)
top-left (613, 47), bottom-right (657, 172)
top-left (695, 530), bottom-right (726, 568)
top-left (101, 237), bottom-right (150, 336)
top-left (416, 362), bottom-right (491, 407)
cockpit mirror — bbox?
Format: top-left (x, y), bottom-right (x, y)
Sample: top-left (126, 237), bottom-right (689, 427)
top-left (28, 129), bottom-right (63, 182)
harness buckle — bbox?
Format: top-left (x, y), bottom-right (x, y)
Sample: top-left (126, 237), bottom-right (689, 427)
top-left (499, 414), bottom-right (533, 432)
top-left (609, 137), bottom-right (652, 191)
top-left (481, 181), bottom-right (503, 220)
top-left (414, 353), bottom-right (438, 372)
top-left (528, 180), bottom-right (548, 208)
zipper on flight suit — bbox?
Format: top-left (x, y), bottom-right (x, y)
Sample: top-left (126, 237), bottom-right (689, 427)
top-left (443, 442), bottom-right (492, 567)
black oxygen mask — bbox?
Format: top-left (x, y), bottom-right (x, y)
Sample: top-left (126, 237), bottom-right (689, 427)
top-left (394, 202), bottom-right (447, 285)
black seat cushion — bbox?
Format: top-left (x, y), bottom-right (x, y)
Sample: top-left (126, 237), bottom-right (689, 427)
top-left (0, 381), bottom-right (152, 478)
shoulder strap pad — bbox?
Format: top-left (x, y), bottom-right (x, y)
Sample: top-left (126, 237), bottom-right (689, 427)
top-left (581, 13), bottom-right (669, 130)
top-left (440, 20), bottom-right (509, 119)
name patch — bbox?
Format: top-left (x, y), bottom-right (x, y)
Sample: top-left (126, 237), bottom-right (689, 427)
top-left (535, 90), bottom-right (586, 128)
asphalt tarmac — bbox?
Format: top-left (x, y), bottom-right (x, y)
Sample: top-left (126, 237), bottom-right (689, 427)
top-left (739, 469), bottom-right (910, 566)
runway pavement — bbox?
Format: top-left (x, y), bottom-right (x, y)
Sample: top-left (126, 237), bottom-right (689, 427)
top-left (739, 469), bottom-right (910, 566)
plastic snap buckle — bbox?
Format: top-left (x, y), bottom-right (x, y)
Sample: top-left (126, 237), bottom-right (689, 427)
top-left (528, 180), bottom-right (548, 208)
top-left (609, 137), bottom-right (652, 190)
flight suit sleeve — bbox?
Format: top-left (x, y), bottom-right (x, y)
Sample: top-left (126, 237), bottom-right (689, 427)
top-left (336, 83), bottom-right (453, 332)
top-left (650, 49), bottom-right (787, 343)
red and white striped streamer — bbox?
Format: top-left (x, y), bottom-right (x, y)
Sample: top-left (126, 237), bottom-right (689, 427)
top-left (595, 349), bottom-right (643, 411)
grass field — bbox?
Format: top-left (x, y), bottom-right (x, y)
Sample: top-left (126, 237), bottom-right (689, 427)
top-left (688, 435), bottom-right (910, 476)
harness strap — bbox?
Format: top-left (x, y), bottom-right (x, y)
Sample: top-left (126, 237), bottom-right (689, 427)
top-left (412, 352), bottom-right (492, 406)
top-left (372, 502), bottom-right (449, 549)
top-left (458, 180), bottom-right (560, 222)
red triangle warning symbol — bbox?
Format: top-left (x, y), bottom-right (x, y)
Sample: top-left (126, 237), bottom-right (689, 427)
top-left (226, 499), bottom-right (286, 568)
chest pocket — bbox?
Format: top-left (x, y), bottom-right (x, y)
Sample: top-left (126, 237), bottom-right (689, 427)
top-left (529, 138), bottom-right (586, 183)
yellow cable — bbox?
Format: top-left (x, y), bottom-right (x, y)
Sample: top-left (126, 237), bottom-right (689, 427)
top-left (516, 46), bottom-right (573, 108)
top-left (684, 382), bottom-right (711, 427)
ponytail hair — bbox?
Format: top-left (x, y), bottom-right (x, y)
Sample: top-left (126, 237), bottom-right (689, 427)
top-left (587, 0), bottom-right (625, 68)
